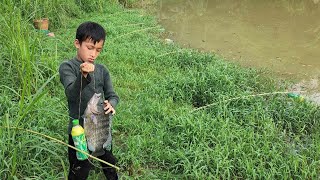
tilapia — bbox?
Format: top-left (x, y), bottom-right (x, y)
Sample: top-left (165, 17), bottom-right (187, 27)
top-left (83, 93), bottom-right (113, 157)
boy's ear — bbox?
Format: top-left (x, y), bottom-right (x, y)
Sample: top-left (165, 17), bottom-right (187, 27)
top-left (74, 39), bottom-right (80, 49)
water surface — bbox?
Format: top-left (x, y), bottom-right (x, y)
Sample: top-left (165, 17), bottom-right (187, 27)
top-left (152, 0), bottom-right (320, 94)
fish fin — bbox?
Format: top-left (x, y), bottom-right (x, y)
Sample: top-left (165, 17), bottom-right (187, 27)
top-left (87, 143), bottom-right (95, 152)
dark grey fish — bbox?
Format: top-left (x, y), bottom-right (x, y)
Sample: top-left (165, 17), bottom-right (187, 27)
top-left (83, 93), bottom-right (112, 157)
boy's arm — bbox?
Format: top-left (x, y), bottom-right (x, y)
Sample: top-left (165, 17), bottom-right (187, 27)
top-left (103, 68), bottom-right (119, 109)
top-left (59, 62), bottom-right (91, 100)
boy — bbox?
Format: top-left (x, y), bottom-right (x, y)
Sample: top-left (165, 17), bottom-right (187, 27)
top-left (59, 21), bottom-right (119, 180)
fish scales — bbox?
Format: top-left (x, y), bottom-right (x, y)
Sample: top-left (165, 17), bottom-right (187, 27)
top-left (83, 93), bottom-right (112, 157)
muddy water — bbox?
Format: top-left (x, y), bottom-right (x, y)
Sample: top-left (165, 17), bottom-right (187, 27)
top-left (152, 0), bottom-right (320, 99)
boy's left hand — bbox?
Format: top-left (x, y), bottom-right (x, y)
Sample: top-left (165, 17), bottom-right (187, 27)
top-left (104, 100), bottom-right (116, 115)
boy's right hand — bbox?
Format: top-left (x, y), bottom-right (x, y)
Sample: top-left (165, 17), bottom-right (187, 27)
top-left (80, 62), bottom-right (95, 77)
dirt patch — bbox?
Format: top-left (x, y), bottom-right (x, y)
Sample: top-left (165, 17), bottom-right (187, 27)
top-left (289, 77), bottom-right (320, 105)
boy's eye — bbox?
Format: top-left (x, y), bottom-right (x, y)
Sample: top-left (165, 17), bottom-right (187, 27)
top-left (87, 46), bottom-right (94, 50)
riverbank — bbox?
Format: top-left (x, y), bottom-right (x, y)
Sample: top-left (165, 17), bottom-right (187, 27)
top-left (143, 0), bottom-right (320, 105)
top-left (0, 1), bottom-right (319, 179)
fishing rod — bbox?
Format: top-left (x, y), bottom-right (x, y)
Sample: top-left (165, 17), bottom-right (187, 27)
top-left (0, 126), bottom-right (120, 171)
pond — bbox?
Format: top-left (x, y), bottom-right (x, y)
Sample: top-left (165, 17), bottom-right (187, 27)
top-left (150, 0), bottom-right (320, 99)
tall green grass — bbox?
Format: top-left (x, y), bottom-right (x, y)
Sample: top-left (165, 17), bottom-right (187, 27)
top-left (0, 1), bottom-right (115, 179)
top-left (100, 3), bottom-right (320, 179)
top-left (0, 8), bottom-right (66, 180)
top-left (0, 0), bottom-right (319, 179)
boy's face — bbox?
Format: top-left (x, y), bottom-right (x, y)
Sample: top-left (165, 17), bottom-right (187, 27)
top-left (75, 38), bottom-right (104, 63)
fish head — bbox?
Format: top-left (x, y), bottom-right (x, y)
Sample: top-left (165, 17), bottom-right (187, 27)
top-left (88, 93), bottom-right (105, 114)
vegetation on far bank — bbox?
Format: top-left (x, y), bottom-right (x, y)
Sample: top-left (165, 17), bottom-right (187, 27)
top-left (0, 0), bottom-right (319, 179)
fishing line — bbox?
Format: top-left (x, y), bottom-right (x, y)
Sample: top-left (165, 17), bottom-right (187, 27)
top-left (89, 69), bottom-right (100, 169)
top-left (79, 64), bottom-right (110, 169)
top-left (78, 64), bottom-right (112, 170)
top-left (79, 74), bottom-right (82, 120)
top-left (86, 70), bottom-right (115, 171)
top-left (190, 90), bottom-right (306, 112)
top-left (0, 126), bottom-right (120, 171)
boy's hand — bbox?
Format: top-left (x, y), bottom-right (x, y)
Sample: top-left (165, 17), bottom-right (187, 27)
top-left (104, 100), bottom-right (116, 115)
top-left (80, 62), bottom-right (95, 77)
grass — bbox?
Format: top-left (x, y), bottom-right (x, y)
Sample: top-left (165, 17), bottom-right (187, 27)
top-left (0, 0), bottom-right (319, 179)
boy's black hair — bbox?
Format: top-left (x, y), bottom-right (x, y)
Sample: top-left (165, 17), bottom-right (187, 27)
top-left (76, 21), bottom-right (106, 44)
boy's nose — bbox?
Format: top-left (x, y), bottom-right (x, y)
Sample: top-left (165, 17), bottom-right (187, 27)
top-left (91, 51), bottom-right (97, 58)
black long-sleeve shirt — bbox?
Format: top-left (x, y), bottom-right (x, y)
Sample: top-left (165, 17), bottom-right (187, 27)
top-left (59, 57), bottom-right (119, 133)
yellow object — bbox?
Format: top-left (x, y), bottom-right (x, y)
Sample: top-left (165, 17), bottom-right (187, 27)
top-left (71, 119), bottom-right (88, 160)
top-left (288, 93), bottom-right (304, 102)
top-left (71, 120), bottom-right (85, 136)
top-left (299, 96), bottom-right (304, 102)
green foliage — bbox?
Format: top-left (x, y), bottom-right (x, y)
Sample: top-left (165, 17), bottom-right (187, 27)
top-left (101, 4), bottom-right (320, 179)
top-left (0, 0), bottom-right (78, 29)
top-left (0, 0), bottom-right (319, 179)
top-left (75, 0), bottom-right (108, 13)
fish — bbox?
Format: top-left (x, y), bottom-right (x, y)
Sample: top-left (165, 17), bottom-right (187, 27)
top-left (83, 93), bottom-right (112, 157)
